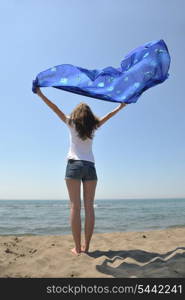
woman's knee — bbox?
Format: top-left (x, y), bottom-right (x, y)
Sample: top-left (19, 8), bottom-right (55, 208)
top-left (70, 202), bottom-right (81, 211)
top-left (84, 203), bottom-right (94, 215)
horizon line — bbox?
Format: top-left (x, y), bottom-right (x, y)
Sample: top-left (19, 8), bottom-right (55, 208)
top-left (0, 197), bottom-right (185, 201)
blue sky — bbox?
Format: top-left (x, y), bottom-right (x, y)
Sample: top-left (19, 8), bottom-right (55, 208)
top-left (0, 0), bottom-right (185, 200)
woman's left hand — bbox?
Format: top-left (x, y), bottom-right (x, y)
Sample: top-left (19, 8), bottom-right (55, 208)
top-left (36, 87), bottom-right (42, 95)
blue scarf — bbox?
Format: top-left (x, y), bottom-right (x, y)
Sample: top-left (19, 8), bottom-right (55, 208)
top-left (32, 39), bottom-right (170, 104)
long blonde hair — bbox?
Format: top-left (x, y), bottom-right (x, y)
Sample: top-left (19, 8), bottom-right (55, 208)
top-left (68, 102), bottom-right (100, 140)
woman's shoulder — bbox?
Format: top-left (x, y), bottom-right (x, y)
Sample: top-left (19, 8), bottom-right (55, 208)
top-left (66, 115), bottom-right (75, 128)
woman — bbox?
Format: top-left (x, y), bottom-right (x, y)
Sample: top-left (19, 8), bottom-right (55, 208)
top-left (35, 87), bottom-right (127, 255)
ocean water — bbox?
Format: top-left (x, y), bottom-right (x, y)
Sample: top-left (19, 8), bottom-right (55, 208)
top-left (0, 198), bottom-right (185, 235)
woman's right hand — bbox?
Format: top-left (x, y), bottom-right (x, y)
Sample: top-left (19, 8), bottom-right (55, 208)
top-left (119, 102), bottom-right (128, 109)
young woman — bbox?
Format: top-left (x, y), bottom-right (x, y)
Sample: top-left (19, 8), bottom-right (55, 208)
top-left (35, 87), bottom-right (127, 255)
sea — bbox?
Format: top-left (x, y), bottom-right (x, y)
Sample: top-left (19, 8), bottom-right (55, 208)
top-left (0, 198), bottom-right (185, 236)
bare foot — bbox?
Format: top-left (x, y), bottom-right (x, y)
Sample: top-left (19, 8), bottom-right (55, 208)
top-left (71, 248), bottom-right (81, 256)
top-left (81, 245), bottom-right (89, 253)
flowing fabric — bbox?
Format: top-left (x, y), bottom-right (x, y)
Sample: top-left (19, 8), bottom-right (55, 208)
top-left (32, 39), bottom-right (171, 104)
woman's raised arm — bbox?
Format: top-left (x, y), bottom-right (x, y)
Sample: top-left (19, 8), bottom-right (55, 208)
top-left (35, 87), bottom-right (67, 123)
top-left (98, 102), bottom-right (128, 127)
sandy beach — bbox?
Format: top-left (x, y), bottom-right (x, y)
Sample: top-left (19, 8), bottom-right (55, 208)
top-left (0, 227), bottom-right (185, 278)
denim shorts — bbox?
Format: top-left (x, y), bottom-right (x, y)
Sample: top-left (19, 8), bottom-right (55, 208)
top-left (65, 159), bottom-right (98, 181)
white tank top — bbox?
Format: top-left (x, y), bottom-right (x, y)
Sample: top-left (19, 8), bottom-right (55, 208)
top-left (66, 116), bottom-right (95, 163)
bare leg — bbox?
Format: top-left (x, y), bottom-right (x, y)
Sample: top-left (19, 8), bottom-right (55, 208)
top-left (82, 180), bottom-right (97, 252)
top-left (65, 178), bottom-right (81, 255)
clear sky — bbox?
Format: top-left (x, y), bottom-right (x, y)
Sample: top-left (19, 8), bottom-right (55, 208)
top-left (0, 0), bottom-right (185, 200)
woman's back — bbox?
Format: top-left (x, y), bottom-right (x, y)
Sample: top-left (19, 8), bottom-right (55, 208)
top-left (66, 116), bottom-right (95, 163)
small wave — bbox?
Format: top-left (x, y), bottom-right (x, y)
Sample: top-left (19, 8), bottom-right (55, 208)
top-left (166, 224), bottom-right (185, 229)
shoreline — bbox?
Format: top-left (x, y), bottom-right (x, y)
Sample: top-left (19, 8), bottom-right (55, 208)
top-left (0, 227), bottom-right (185, 278)
top-left (0, 224), bottom-right (185, 237)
